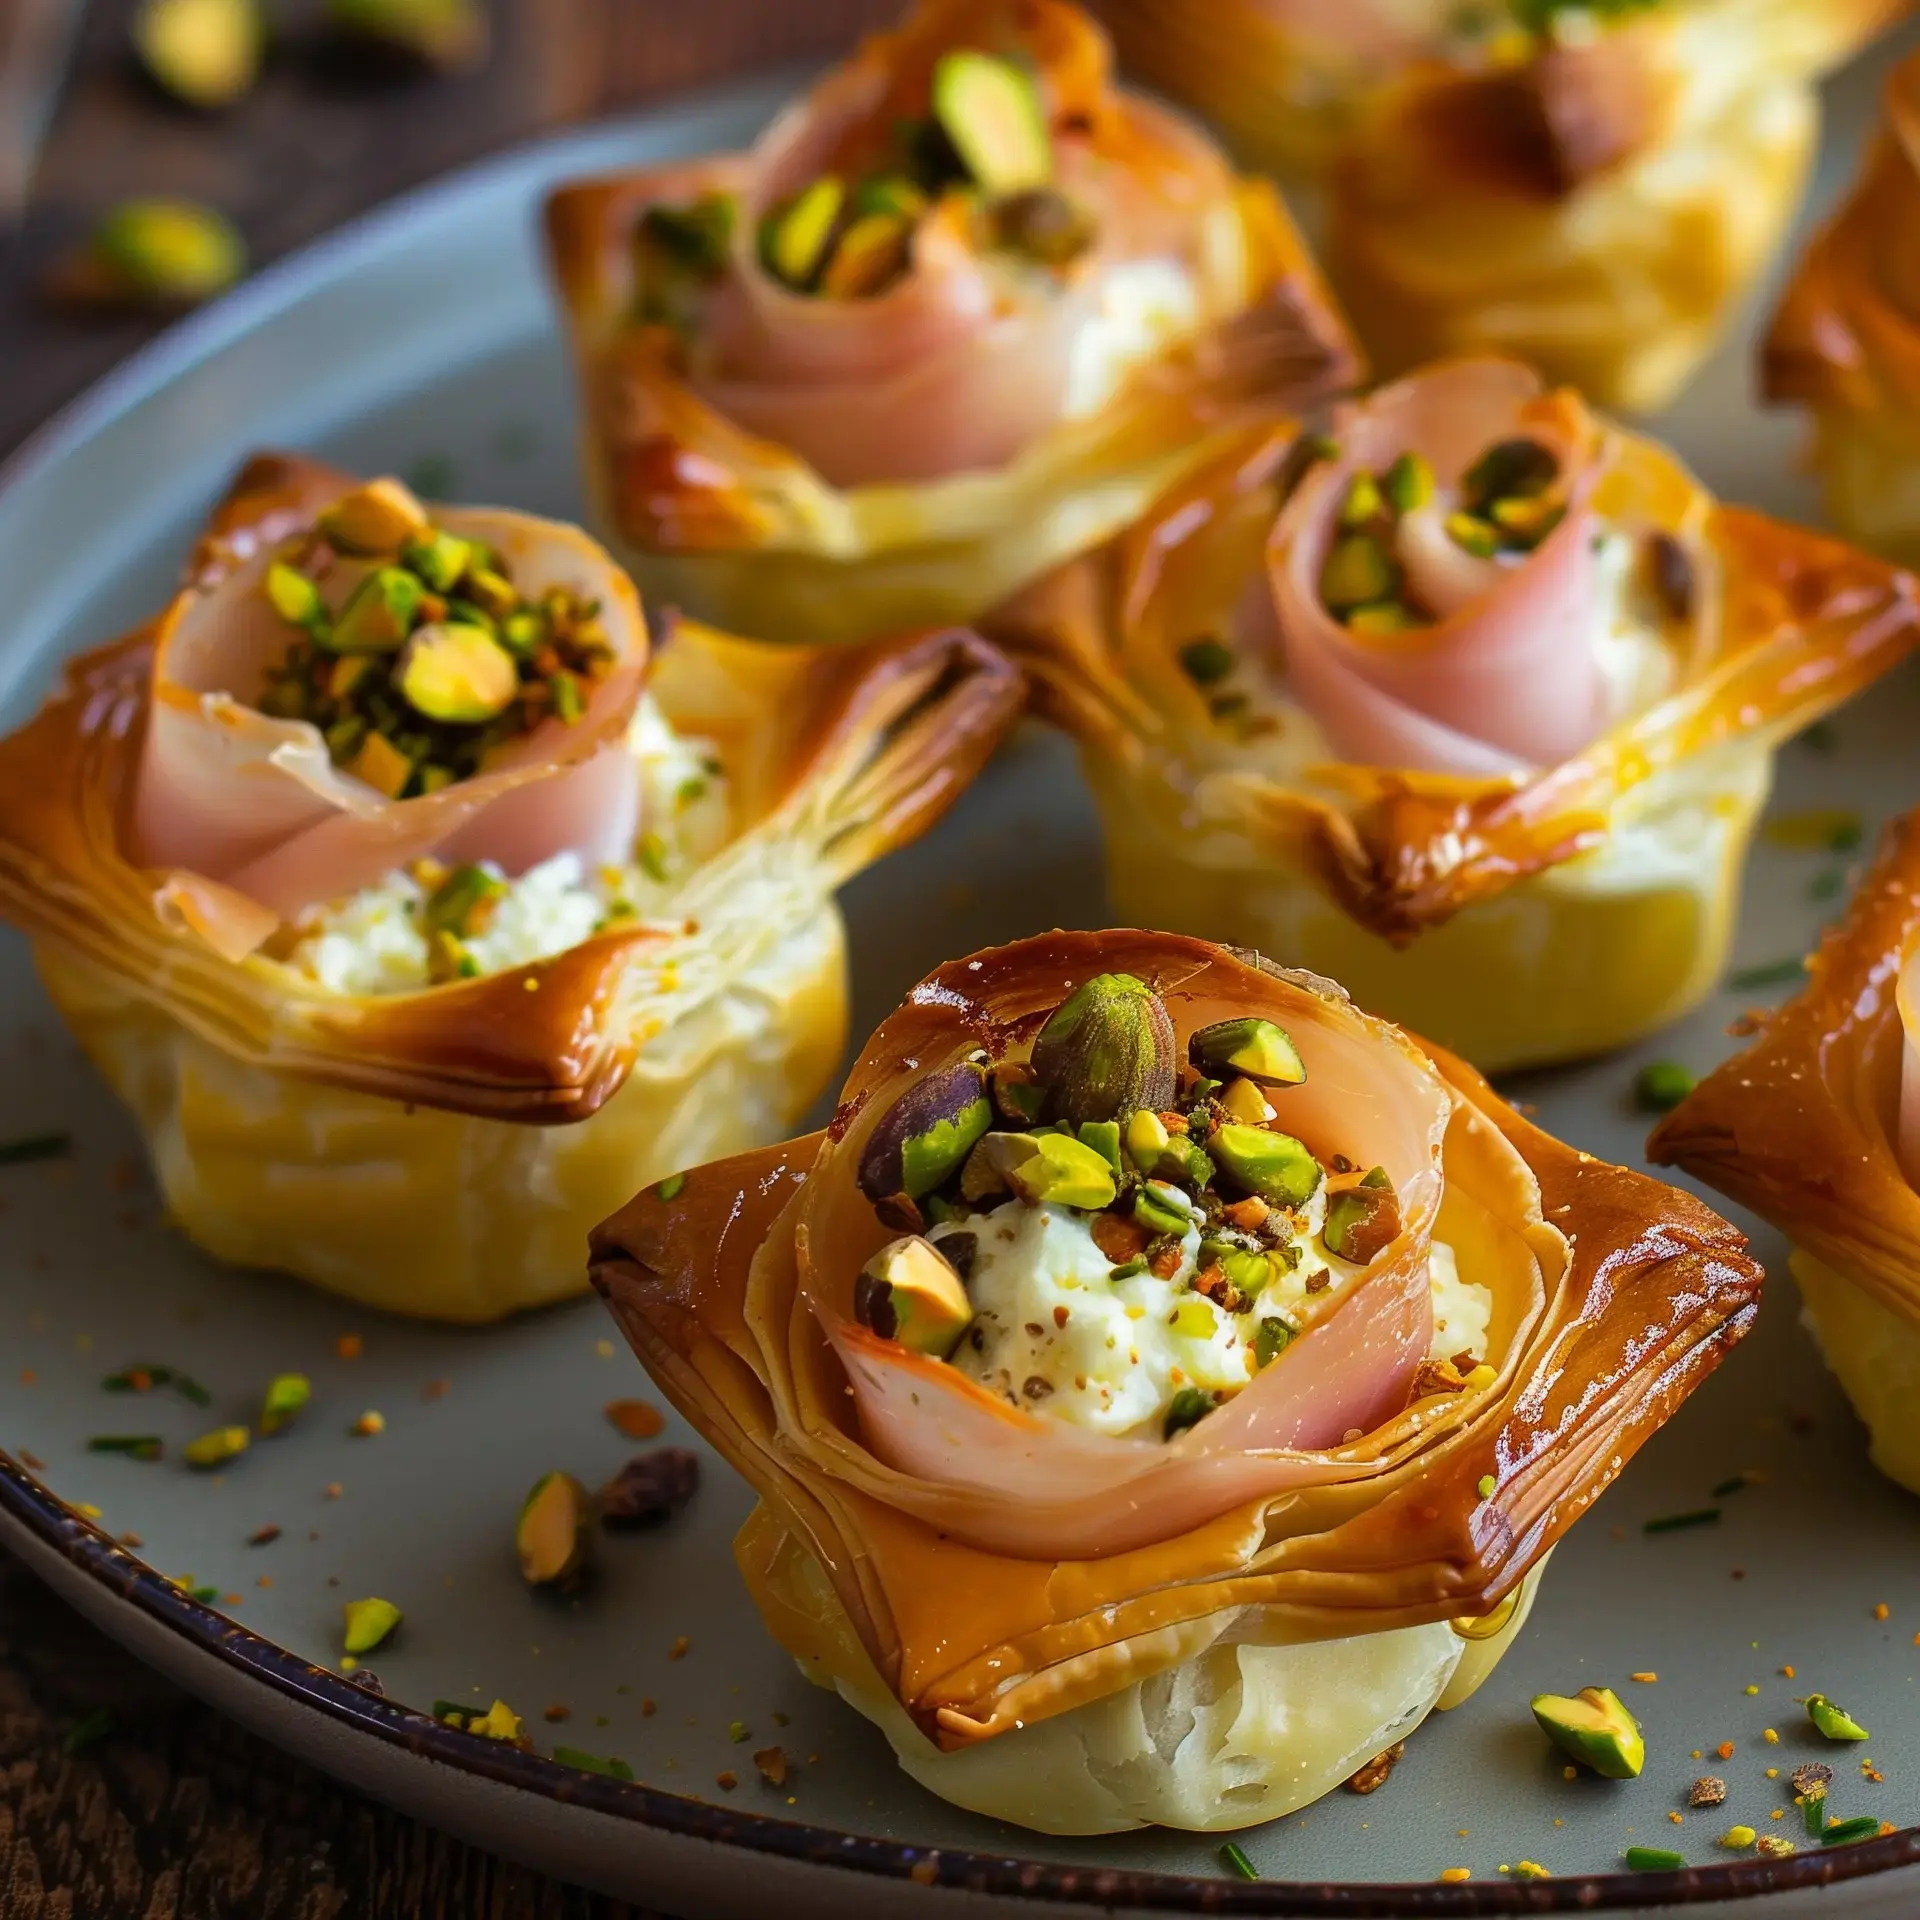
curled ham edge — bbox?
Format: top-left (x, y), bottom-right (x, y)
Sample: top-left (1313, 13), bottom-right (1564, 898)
top-left (683, 2), bottom-right (1241, 489)
top-left (798, 969), bottom-right (1468, 1563)
top-left (130, 499), bottom-right (650, 965)
top-left (1269, 358), bottom-right (1610, 779)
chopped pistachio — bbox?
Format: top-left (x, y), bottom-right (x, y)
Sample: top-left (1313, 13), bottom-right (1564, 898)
top-left (972, 1130), bottom-right (1117, 1210)
top-left (258, 1372), bottom-right (310, 1436)
top-left (183, 1425), bottom-right (250, 1469)
top-left (1218, 1076), bottom-right (1273, 1126)
top-left (1208, 1124), bottom-right (1321, 1208)
top-left (1489, 495), bottom-right (1565, 546)
top-left (423, 863), bottom-right (505, 941)
top-left (326, 0), bottom-right (487, 70)
top-left (134, 0), bottom-right (262, 109)
top-left (468, 1700), bottom-right (523, 1742)
top-left (1133, 1180), bottom-right (1193, 1237)
top-left (851, 174), bottom-right (929, 222)
top-left (855, 1236), bottom-right (973, 1357)
top-left (1634, 1061), bottom-right (1695, 1113)
top-left (1252, 1317), bottom-right (1292, 1369)
top-left (461, 567), bottom-right (519, 621)
top-left (516, 1471), bottom-right (596, 1587)
top-left (1444, 512), bottom-right (1500, 559)
top-left (1533, 1686), bottom-right (1645, 1779)
top-left (54, 198), bottom-right (245, 309)
top-left (348, 731), bottom-right (414, 799)
top-left (1189, 1017), bottom-right (1305, 1088)
top-left (639, 193), bottom-right (736, 274)
top-left (318, 479), bottom-right (429, 555)
top-left (932, 49), bottom-right (1050, 195)
top-left (1125, 1108), bottom-right (1171, 1174)
top-left (1324, 1177), bottom-right (1402, 1264)
top-left (328, 566), bottom-right (423, 654)
top-left (762, 176), bottom-right (846, 290)
top-left (1320, 533), bottom-right (1397, 613)
top-left (1076, 1119), bottom-right (1123, 1173)
top-left (1339, 473), bottom-right (1386, 527)
top-left (342, 1595), bottom-right (402, 1654)
top-left (400, 527), bottom-right (472, 592)
top-left (1163, 1386), bottom-right (1212, 1439)
top-left (820, 213), bottom-right (912, 299)
top-left (1623, 1847), bottom-right (1685, 1872)
top-left (1346, 602), bottom-right (1424, 636)
top-left (1805, 1696), bottom-right (1870, 1742)
top-left (396, 623), bottom-right (518, 723)
top-left (1383, 451), bottom-right (1434, 513)
top-left (265, 561), bottom-right (326, 629)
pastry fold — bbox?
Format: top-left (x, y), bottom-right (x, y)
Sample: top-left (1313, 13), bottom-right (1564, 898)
top-left (0, 452), bottom-right (1021, 1320)
top-left (1650, 812), bottom-right (1920, 1493)
top-left (591, 930), bottom-right (1759, 1830)
top-left (1325, 0), bottom-right (1902, 413)
top-left (1764, 50), bottom-right (1920, 565)
top-left (999, 358), bottom-right (1920, 1070)
top-left (544, 0), bottom-right (1358, 649)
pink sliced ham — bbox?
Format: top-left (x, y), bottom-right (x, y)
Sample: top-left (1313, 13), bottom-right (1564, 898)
top-left (130, 498), bottom-right (650, 945)
top-left (1269, 357), bottom-right (1611, 776)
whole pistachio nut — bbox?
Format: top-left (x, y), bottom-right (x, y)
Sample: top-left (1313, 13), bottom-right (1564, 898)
top-left (134, 0), bottom-right (262, 109)
top-left (326, 0), bottom-right (488, 70)
top-left (319, 478), bottom-right (430, 555)
top-left (516, 1471), bottom-right (595, 1587)
top-left (857, 1063), bottom-right (992, 1206)
top-left (52, 198), bottom-right (245, 310)
top-left (1032, 974), bottom-right (1176, 1128)
top-left (1189, 1017), bottom-right (1306, 1088)
top-left (1209, 1124), bottom-right (1322, 1209)
top-left (853, 1236), bottom-right (973, 1357)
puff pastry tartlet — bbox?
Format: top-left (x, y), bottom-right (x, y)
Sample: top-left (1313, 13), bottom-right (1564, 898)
top-left (1651, 813), bottom-right (1920, 1495)
top-left (593, 931), bottom-right (1759, 1833)
top-left (0, 453), bottom-right (1020, 1321)
top-left (1765, 48), bottom-right (1920, 566)
top-left (544, 0), bottom-right (1358, 649)
top-left (1325, 0), bottom-right (1903, 414)
top-left (999, 357), bottom-right (1920, 1070)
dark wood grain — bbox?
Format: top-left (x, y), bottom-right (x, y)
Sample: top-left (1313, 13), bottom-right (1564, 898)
top-left (0, 1), bottom-right (898, 1911)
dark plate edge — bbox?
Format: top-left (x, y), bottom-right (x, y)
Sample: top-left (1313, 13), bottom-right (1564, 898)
top-left (0, 84), bottom-right (1917, 1920)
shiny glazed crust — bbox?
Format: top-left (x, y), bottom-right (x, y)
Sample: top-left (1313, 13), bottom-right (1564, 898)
top-left (543, 0), bottom-right (1360, 647)
top-left (591, 930), bottom-right (1759, 1752)
top-left (0, 454), bottom-right (1023, 1318)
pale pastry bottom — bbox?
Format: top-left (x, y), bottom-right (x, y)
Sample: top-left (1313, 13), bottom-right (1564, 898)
top-left (1802, 408), bottom-right (1920, 573)
top-left (33, 909), bottom-right (847, 1323)
top-left (1792, 1249), bottom-right (1920, 1496)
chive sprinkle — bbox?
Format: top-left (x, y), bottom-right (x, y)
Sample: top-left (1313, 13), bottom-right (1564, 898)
top-left (1624, 1846), bottom-right (1687, 1872)
top-left (63, 1706), bottom-right (115, 1755)
top-left (0, 1131), bottom-right (71, 1166)
top-left (102, 1365), bottom-right (213, 1407)
top-left (1803, 1793), bottom-right (1828, 1836)
top-left (1220, 1841), bottom-right (1259, 1881)
top-left (1710, 1473), bottom-right (1755, 1498)
top-left (87, 1435), bottom-right (162, 1460)
top-left (1727, 958), bottom-right (1806, 993)
top-left (1821, 1815), bottom-right (1882, 1846)
top-left (552, 1745), bottom-right (636, 1780)
top-left (1643, 1507), bottom-right (1721, 1534)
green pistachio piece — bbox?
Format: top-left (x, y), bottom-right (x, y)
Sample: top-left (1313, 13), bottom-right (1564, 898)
top-left (1531, 1686), bottom-right (1645, 1779)
top-left (1444, 512), bottom-right (1500, 559)
top-left (1031, 973), bottom-right (1177, 1128)
top-left (83, 198), bottom-right (245, 307)
top-left (1805, 1695), bottom-right (1870, 1742)
top-left (395, 622), bottom-right (519, 723)
top-left (639, 193), bottom-right (737, 274)
top-left (820, 212), bottom-right (913, 299)
top-left (319, 478), bottom-right (430, 553)
top-left (933, 49), bottom-right (1051, 195)
top-left (1189, 1017), bottom-right (1306, 1088)
top-left (1163, 1386), bottom-right (1212, 1439)
top-left (1324, 1177), bottom-right (1402, 1264)
top-left (1218, 1077), bottom-right (1273, 1126)
top-left (1320, 532), bottom-right (1398, 613)
top-left (1338, 472), bottom-right (1385, 527)
top-left (400, 527), bottom-right (472, 592)
top-left (342, 1595), bottom-right (403, 1654)
top-left (264, 561), bottom-right (324, 629)
top-left (516, 1471), bottom-right (595, 1588)
top-left (1461, 436), bottom-right (1559, 510)
top-left (1134, 1178), bottom-right (1194, 1237)
top-left (1076, 1119), bottom-right (1122, 1173)
top-left (1252, 1316), bottom-right (1292, 1369)
top-left (852, 174), bottom-right (930, 221)
top-left (348, 731), bottom-right (414, 798)
top-left (1489, 495), bottom-right (1565, 546)
top-left (1384, 451), bottom-right (1435, 513)
top-left (857, 1063), bottom-right (992, 1204)
top-left (1222, 1249), bottom-right (1281, 1298)
top-left (328, 565), bottom-right (424, 654)
top-left (423, 862), bottom-right (506, 940)
top-left (973, 1131), bottom-right (1117, 1210)
top-left (459, 567), bottom-right (518, 622)
top-left (326, 0), bottom-right (487, 70)
top-left (258, 1371), bottom-right (310, 1436)
top-left (1209, 1124), bottom-right (1321, 1208)
top-left (992, 187), bottom-right (1096, 267)
top-left (1347, 602), bottom-right (1425, 637)
top-left (500, 609), bottom-right (544, 656)
top-left (1125, 1107), bottom-right (1171, 1174)
top-left (135, 0), bottom-right (262, 108)
top-left (854, 1235), bottom-right (973, 1358)
top-left (1178, 638), bottom-right (1234, 687)
top-left (762, 176), bottom-right (846, 290)
top-left (183, 1425), bottom-right (250, 1469)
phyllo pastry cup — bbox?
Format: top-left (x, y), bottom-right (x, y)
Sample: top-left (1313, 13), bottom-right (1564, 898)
top-left (1650, 813), bottom-right (1920, 1495)
top-left (1765, 50), bottom-right (1920, 567)
top-left (0, 452), bottom-right (1020, 1322)
top-left (591, 930), bottom-right (1760, 1835)
top-left (543, 0), bottom-right (1358, 651)
top-left (999, 358), bottom-right (1920, 1071)
top-left (1323, 0), bottom-right (1902, 414)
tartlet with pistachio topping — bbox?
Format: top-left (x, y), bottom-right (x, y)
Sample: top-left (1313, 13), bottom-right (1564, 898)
top-left (1001, 356), bottom-right (1920, 1069)
top-left (0, 451), bottom-right (1022, 1320)
top-left (592, 929), bottom-right (1760, 1835)
top-left (543, 0), bottom-right (1357, 649)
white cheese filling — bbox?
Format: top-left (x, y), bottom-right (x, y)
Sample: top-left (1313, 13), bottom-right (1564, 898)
top-left (1062, 259), bottom-right (1203, 421)
top-left (283, 697), bottom-right (728, 996)
top-left (933, 1193), bottom-right (1488, 1441)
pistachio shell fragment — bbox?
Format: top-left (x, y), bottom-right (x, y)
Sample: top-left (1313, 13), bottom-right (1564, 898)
top-left (1032, 973), bottom-right (1176, 1127)
top-left (1209, 1124), bottom-right (1321, 1208)
top-left (134, 0), bottom-right (262, 108)
top-left (857, 1063), bottom-right (992, 1206)
top-left (319, 479), bottom-right (430, 554)
top-left (396, 623), bottom-right (519, 723)
top-left (328, 565), bottom-right (424, 654)
top-left (1189, 1017), bottom-right (1306, 1088)
top-left (342, 1595), bottom-right (402, 1654)
top-left (933, 50), bottom-right (1050, 196)
top-left (1531, 1687), bottom-right (1645, 1779)
top-left (854, 1235), bottom-right (973, 1358)
top-left (516, 1471), bottom-right (596, 1587)
top-left (258, 1371), bottom-right (311, 1435)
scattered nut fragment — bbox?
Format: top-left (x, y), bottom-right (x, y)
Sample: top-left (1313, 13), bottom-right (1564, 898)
top-left (133, 0), bottom-right (262, 109)
top-left (44, 199), bottom-right (245, 312)
top-left (516, 1472), bottom-right (595, 1588)
top-left (1690, 1777), bottom-right (1727, 1808)
top-left (714, 1770), bottom-right (738, 1792)
top-left (598, 1448), bottom-right (701, 1528)
top-left (184, 1425), bottom-right (249, 1469)
top-left (542, 1704), bottom-right (571, 1723)
top-left (342, 1596), bottom-right (401, 1654)
top-left (1345, 1742), bottom-right (1405, 1795)
top-left (753, 1745), bottom-right (789, 1786)
top-left (352, 1410), bottom-right (386, 1437)
top-left (603, 1399), bottom-right (664, 1441)
top-left (247, 1523), bottom-right (281, 1547)
top-left (326, 0), bottom-right (489, 71)
top-left (1755, 1835), bottom-right (1796, 1858)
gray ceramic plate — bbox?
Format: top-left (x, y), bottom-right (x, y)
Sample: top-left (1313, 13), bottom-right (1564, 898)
top-left (4, 32), bottom-right (1920, 1920)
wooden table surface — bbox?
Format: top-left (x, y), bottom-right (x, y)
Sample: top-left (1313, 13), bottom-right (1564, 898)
top-left (0, 3), bottom-right (896, 1913)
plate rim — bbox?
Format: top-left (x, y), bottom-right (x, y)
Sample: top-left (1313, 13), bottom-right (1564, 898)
top-left (0, 85), bottom-right (1916, 1918)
